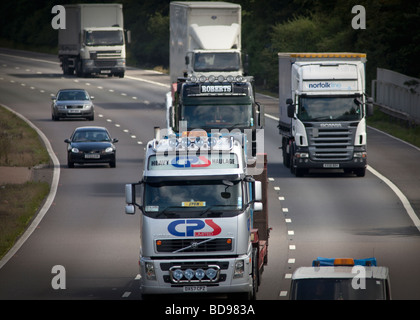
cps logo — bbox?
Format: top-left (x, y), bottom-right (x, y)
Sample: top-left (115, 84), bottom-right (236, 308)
top-left (171, 156), bottom-right (211, 168)
top-left (168, 219), bottom-right (221, 237)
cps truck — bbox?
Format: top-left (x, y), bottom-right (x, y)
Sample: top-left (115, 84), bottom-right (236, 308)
top-left (169, 1), bottom-right (245, 84)
top-left (278, 53), bottom-right (373, 177)
top-left (58, 3), bottom-right (127, 78)
top-left (125, 133), bottom-right (268, 299)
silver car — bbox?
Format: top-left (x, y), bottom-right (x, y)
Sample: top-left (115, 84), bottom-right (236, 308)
top-left (51, 89), bottom-right (94, 121)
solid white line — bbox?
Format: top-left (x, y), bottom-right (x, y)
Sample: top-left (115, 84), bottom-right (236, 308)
top-left (125, 75), bottom-right (168, 88)
top-left (0, 104), bottom-right (60, 270)
top-left (367, 165), bottom-right (420, 232)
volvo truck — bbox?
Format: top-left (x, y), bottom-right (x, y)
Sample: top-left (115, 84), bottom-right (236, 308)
top-left (277, 53), bottom-right (373, 177)
top-left (170, 1), bottom-right (245, 84)
top-left (58, 3), bottom-right (127, 78)
top-left (125, 133), bottom-right (268, 299)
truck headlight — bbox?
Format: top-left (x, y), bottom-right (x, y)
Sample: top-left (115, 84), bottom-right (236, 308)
top-left (144, 262), bottom-right (156, 280)
top-left (233, 260), bottom-right (244, 278)
top-left (116, 59), bottom-right (126, 67)
top-left (295, 152), bottom-right (309, 158)
top-left (353, 152), bottom-right (367, 158)
top-left (84, 60), bottom-right (94, 66)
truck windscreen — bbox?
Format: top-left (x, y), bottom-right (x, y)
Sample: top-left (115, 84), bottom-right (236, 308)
top-left (85, 30), bottom-right (124, 46)
top-left (194, 52), bottom-right (240, 72)
top-left (181, 104), bottom-right (253, 130)
top-left (298, 96), bottom-right (363, 122)
top-left (143, 180), bottom-right (243, 218)
top-left (291, 278), bottom-right (387, 300)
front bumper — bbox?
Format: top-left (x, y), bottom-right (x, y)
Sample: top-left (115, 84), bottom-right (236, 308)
top-left (139, 256), bottom-right (252, 296)
top-left (83, 59), bottom-right (125, 75)
top-left (68, 152), bottom-right (115, 164)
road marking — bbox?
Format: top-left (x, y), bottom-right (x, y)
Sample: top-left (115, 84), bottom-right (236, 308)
top-left (125, 75), bottom-right (168, 88)
top-left (285, 273), bottom-right (292, 279)
top-left (278, 196), bottom-right (285, 201)
top-left (288, 258), bottom-right (295, 264)
top-left (282, 208), bottom-right (288, 213)
top-left (285, 218), bottom-right (292, 223)
top-left (122, 292), bottom-right (131, 298)
top-left (288, 230), bottom-right (294, 236)
top-left (274, 186), bottom-right (280, 191)
top-left (367, 165), bottom-right (420, 232)
top-left (289, 245), bottom-right (296, 250)
top-left (279, 291), bottom-right (288, 297)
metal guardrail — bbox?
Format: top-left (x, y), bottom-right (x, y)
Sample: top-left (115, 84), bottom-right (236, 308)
top-left (372, 68), bottom-right (420, 125)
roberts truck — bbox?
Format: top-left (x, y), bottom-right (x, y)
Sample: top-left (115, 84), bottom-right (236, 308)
top-left (277, 53), bottom-right (373, 177)
top-left (58, 3), bottom-right (127, 78)
top-left (169, 1), bottom-right (245, 84)
top-left (125, 133), bottom-right (269, 299)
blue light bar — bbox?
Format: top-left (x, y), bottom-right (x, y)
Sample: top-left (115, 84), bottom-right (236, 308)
top-left (312, 257), bottom-right (377, 267)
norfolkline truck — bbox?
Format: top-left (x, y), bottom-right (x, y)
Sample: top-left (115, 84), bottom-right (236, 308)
top-left (58, 3), bottom-right (127, 78)
top-left (125, 133), bottom-right (269, 299)
top-left (277, 53), bottom-right (373, 177)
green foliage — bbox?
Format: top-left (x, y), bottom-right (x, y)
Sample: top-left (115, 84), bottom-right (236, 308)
top-left (0, 0), bottom-right (419, 93)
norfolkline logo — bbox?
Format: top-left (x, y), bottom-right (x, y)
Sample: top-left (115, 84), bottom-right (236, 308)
top-left (308, 82), bottom-right (342, 89)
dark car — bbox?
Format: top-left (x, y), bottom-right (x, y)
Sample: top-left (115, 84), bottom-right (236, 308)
top-left (52, 89), bottom-right (94, 121)
top-left (64, 126), bottom-right (118, 168)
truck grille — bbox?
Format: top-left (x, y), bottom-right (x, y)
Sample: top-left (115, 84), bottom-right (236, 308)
top-left (307, 124), bottom-right (356, 161)
top-left (156, 238), bottom-right (232, 253)
top-left (94, 60), bottom-right (117, 67)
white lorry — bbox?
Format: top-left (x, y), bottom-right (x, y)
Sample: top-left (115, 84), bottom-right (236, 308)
top-left (125, 133), bottom-right (268, 299)
top-left (58, 3), bottom-right (127, 78)
top-left (169, 1), bottom-right (245, 84)
top-left (277, 53), bottom-right (373, 177)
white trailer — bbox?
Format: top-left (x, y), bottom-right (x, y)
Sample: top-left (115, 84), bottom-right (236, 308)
top-left (169, 1), bottom-right (244, 84)
top-left (58, 3), bottom-right (127, 78)
top-left (278, 53), bottom-right (373, 177)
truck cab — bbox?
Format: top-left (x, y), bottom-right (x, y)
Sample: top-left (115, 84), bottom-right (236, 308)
top-left (125, 134), bottom-right (266, 299)
top-left (167, 75), bottom-right (264, 157)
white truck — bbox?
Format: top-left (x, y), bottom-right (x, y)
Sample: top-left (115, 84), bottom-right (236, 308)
top-left (58, 3), bottom-right (127, 78)
top-left (289, 257), bottom-right (391, 300)
top-left (125, 133), bottom-right (268, 299)
top-left (169, 1), bottom-right (245, 84)
top-left (278, 53), bottom-right (373, 177)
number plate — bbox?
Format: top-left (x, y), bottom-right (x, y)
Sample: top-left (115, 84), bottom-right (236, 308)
top-left (100, 70), bottom-right (111, 74)
top-left (68, 109), bottom-right (81, 113)
top-left (85, 154), bottom-right (100, 159)
top-left (183, 286), bottom-right (207, 293)
top-left (323, 163), bottom-right (340, 168)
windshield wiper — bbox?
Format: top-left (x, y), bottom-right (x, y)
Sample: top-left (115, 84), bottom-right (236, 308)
top-left (199, 205), bottom-right (238, 216)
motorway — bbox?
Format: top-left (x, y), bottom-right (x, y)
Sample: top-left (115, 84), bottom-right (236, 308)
top-left (0, 48), bottom-right (419, 300)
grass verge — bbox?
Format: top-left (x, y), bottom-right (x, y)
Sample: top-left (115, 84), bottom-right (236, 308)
top-left (0, 105), bottom-right (51, 260)
top-left (367, 106), bottom-right (420, 148)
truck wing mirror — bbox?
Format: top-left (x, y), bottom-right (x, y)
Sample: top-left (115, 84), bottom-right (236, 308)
top-left (185, 55), bottom-right (190, 65)
top-left (253, 202), bottom-right (263, 212)
top-left (254, 180), bottom-right (262, 201)
top-left (125, 183), bottom-right (143, 215)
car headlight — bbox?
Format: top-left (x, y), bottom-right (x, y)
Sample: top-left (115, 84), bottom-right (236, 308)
top-left (104, 147), bottom-right (114, 153)
top-left (71, 147), bottom-right (79, 153)
top-left (57, 105), bottom-right (66, 110)
top-left (83, 104), bottom-right (92, 109)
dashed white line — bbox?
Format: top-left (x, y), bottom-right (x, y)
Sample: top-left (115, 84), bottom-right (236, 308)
top-left (278, 196), bottom-right (285, 201)
top-left (279, 291), bottom-right (288, 297)
top-left (288, 230), bottom-right (294, 236)
top-left (122, 292), bottom-right (131, 298)
top-left (288, 258), bottom-right (295, 264)
top-left (282, 208), bottom-right (289, 213)
top-left (285, 218), bottom-right (292, 223)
